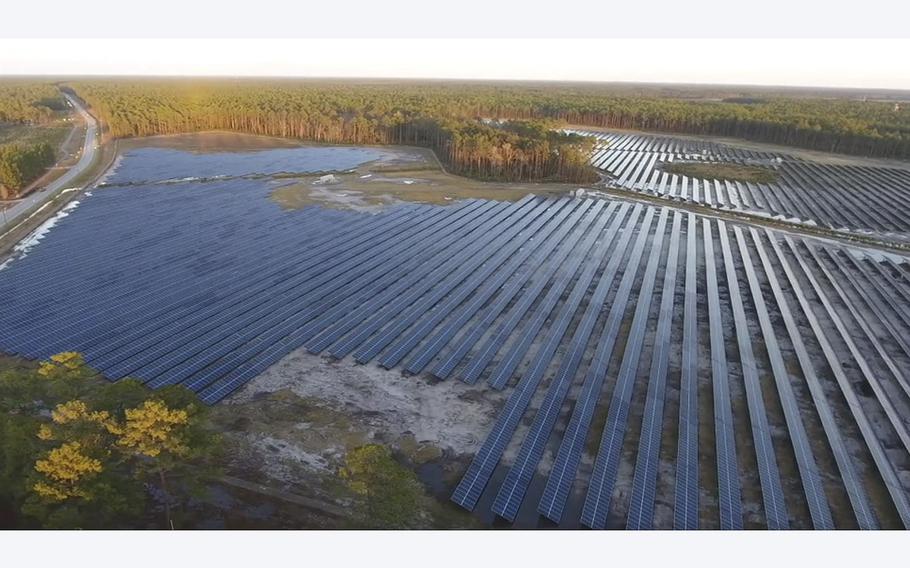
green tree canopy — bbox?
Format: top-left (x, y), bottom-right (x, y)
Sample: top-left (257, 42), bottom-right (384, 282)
top-left (340, 444), bottom-right (425, 528)
top-left (68, 79), bottom-right (910, 161)
top-left (0, 353), bottom-right (220, 529)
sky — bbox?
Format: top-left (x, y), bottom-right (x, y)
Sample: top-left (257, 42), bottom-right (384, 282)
top-left (1, 0), bottom-right (908, 91)
top-left (2, 39), bottom-right (908, 90)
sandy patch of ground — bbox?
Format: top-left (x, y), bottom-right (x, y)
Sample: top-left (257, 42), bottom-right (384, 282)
top-left (225, 350), bottom-right (505, 459)
top-left (212, 349), bottom-right (506, 515)
top-left (270, 167), bottom-right (576, 210)
top-left (271, 182), bottom-right (405, 212)
top-left (209, 349), bottom-right (499, 528)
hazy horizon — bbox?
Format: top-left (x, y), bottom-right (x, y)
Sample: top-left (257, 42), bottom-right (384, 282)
top-left (3, 74), bottom-right (910, 95)
top-left (3, 39), bottom-right (909, 91)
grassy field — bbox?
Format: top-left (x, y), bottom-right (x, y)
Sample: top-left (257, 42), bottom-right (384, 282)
top-left (0, 122), bottom-right (71, 156)
top-left (0, 117), bottom-right (77, 200)
top-left (660, 161), bottom-right (780, 184)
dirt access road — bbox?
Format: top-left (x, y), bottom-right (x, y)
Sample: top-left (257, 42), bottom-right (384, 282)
top-left (0, 92), bottom-right (99, 235)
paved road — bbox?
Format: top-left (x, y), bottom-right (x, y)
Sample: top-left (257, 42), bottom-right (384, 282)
top-left (0, 92), bottom-right (99, 233)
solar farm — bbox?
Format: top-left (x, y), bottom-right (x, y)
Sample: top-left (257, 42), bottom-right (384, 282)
top-left (578, 130), bottom-right (910, 242)
top-left (2, 142), bottom-right (910, 529)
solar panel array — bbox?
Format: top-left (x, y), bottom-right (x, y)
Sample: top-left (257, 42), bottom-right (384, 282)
top-left (576, 130), bottom-right (910, 240)
top-left (449, 205), bottom-right (910, 529)
top-left (1, 172), bottom-right (910, 528)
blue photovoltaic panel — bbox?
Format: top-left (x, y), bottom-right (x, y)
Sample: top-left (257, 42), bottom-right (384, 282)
top-left (577, 129), bottom-right (910, 237)
top-left (450, 204), bottom-right (640, 511)
top-left (673, 213), bottom-right (699, 530)
top-left (716, 221), bottom-right (789, 530)
top-left (750, 229), bottom-right (878, 530)
top-left (537, 207), bottom-right (657, 525)
top-left (627, 211), bottom-right (682, 530)
top-left (491, 207), bottom-right (658, 522)
top-left (3, 141), bottom-right (910, 530)
top-left (703, 218), bottom-right (744, 530)
top-left (733, 226), bottom-right (832, 529)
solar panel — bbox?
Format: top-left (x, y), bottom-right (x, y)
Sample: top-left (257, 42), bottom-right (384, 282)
top-left (450, 205), bottom-right (643, 512)
top-left (703, 218), bottom-right (744, 530)
top-left (673, 212), bottom-right (699, 530)
top-left (404, 200), bottom-right (597, 375)
top-left (4, 142), bottom-right (910, 530)
top-left (717, 221), bottom-right (789, 530)
top-left (627, 211), bottom-right (682, 530)
top-left (762, 230), bottom-right (910, 528)
top-left (537, 207), bottom-right (657, 524)
top-left (494, 208), bottom-right (664, 523)
top-left (430, 201), bottom-right (609, 379)
top-left (353, 199), bottom-right (558, 365)
top-left (733, 226), bottom-right (833, 529)
top-left (383, 199), bottom-right (582, 370)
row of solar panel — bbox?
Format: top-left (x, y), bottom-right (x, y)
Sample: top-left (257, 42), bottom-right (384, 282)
top-left (577, 131), bottom-right (910, 236)
top-left (2, 180), bottom-right (910, 528)
top-left (451, 209), bottom-right (910, 530)
top-left (571, 130), bottom-right (785, 161)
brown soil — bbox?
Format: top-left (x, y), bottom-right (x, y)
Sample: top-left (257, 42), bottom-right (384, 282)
top-left (270, 165), bottom-right (575, 210)
top-left (212, 350), bottom-right (493, 527)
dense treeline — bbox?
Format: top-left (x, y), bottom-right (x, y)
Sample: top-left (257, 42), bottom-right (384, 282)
top-left (68, 80), bottom-right (910, 162)
top-left (409, 119), bottom-right (596, 182)
top-left (0, 142), bottom-right (55, 198)
top-left (0, 82), bottom-right (66, 198)
top-left (556, 97), bottom-right (910, 159)
top-left (69, 81), bottom-right (598, 183)
top-left (0, 82), bottom-right (65, 124)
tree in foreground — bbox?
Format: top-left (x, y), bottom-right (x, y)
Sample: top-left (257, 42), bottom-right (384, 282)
top-left (116, 397), bottom-right (219, 528)
top-left (340, 444), bottom-right (425, 529)
top-left (0, 352), bottom-right (219, 528)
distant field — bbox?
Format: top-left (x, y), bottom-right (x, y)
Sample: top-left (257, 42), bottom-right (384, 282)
top-left (0, 82), bottom-right (77, 198)
top-left (0, 122), bottom-right (71, 156)
top-left (0, 81), bottom-right (70, 154)
top-left (661, 161), bottom-right (779, 184)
